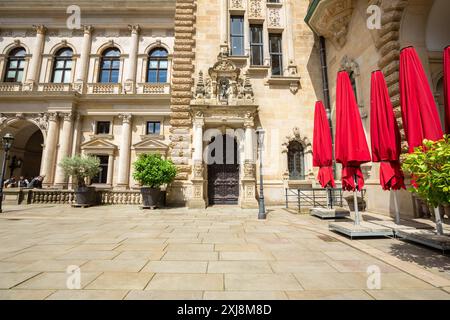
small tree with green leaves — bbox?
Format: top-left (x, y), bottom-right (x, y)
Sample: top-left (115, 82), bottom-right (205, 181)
top-left (59, 155), bottom-right (101, 188)
top-left (132, 154), bottom-right (177, 188)
top-left (402, 136), bottom-right (450, 208)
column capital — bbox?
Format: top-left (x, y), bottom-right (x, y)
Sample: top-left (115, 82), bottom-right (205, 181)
top-left (244, 113), bottom-right (254, 128)
top-left (119, 113), bottom-right (133, 123)
top-left (83, 25), bottom-right (94, 35)
top-left (193, 111), bottom-right (205, 127)
top-left (61, 112), bottom-right (75, 122)
top-left (47, 112), bottom-right (59, 122)
top-left (33, 25), bottom-right (47, 35)
top-left (128, 24), bottom-right (141, 35)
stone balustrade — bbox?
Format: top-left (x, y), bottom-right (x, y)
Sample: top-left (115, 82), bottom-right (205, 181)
top-left (31, 190), bottom-right (76, 204)
top-left (87, 83), bottom-right (122, 94)
top-left (0, 83), bottom-right (22, 92)
top-left (137, 83), bottom-right (170, 95)
top-left (37, 83), bottom-right (73, 92)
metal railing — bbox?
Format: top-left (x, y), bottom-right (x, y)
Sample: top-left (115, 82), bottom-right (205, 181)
top-left (285, 187), bottom-right (344, 212)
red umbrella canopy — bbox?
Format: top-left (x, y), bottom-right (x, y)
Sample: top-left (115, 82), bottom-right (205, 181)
top-left (313, 101), bottom-right (336, 188)
top-left (444, 45), bottom-right (450, 134)
top-left (335, 71), bottom-right (371, 191)
top-left (370, 70), bottom-right (405, 190)
top-left (399, 46), bottom-right (444, 152)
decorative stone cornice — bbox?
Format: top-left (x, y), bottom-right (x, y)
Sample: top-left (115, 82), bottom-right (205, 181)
top-left (305, 0), bottom-right (353, 49)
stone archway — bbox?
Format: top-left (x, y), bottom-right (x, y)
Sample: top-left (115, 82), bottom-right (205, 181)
top-left (0, 119), bottom-right (45, 181)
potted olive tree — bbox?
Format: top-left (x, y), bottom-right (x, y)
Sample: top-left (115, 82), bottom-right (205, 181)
top-left (133, 153), bottom-right (177, 208)
top-left (402, 136), bottom-right (450, 235)
top-left (59, 155), bottom-right (101, 207)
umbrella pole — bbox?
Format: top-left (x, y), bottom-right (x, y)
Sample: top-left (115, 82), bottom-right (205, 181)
top-left (354, 174), bottom-right (361, 226)
top-left (393, 190), bottom-right (400, 225)
top-left (434, 207), bottom-right (444, 236)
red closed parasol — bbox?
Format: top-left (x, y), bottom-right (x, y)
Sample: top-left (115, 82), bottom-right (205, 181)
top-left (313, 101), bottom-right (335, 189)
top-left (399, 46), bottom-right (443, 152)
top-left (444, 45), bottom-right (450, 134)
top-left (400, 46), bottom-right (445, 234)
top-left (370, 70), bottom-right (405, 191)
top-left (335, 71), bottom-right (371, 192)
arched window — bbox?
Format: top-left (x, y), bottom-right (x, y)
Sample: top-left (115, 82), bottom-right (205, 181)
top-left (52, 48), bottom-right (73, 83)
top-left (147, 48), bottom-right (168, 83)
top-left (4, 47), bottom-right (26, 82)
top-left (99, 48), bottom-right (121, 83)
top-left (288, 141), bottom-right (305, 180)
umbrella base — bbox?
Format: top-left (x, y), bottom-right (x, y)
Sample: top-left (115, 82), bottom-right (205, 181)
top-left (310, 208), bottom-right (350, 219)
top-left (396, 229), bottom-right (450, 252)
top-left (329, 221), bottom-right (394, 239)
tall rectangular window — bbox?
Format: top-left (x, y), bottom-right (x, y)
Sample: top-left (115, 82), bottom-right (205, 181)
top-left (269, 34), bottom-right (283, 76)
top-left (250, 25), bottom-right (264, 66)
top-left (92, 155), bottom-right (109, 184)
top-left (230, 16), bottom-right (244, 56)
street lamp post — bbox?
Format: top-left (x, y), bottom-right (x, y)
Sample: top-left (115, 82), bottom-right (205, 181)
top-left (256, 127), bottom-right (266, 220)
top-left (0, 133), bottom-right (15, 213)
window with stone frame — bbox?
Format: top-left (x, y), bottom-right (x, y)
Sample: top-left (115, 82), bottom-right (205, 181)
top-left (91, 155), bottom-right (109, 184)
top-left (147, 48), bottom-right (168, 83)
top-left (99, 48), bottom-right (121, 83)
top-left (287, 141), bottom-right (305, 180)
top-left (52, 48), bottom-right (73, 84)
top-left (96, 121), bottom-right (111, 135)
top-left (230, 16), bottom-right (245, 56)
top-left (146, 121), bottom-right (161, 135)
top-left (4, 47), bottom-right (26, 83)
top-left (250, 25), bottom-right (264, 66)
top-left (269, 34), bottom-right (283, 76)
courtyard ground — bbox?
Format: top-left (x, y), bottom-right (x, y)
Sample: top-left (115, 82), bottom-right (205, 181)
top-left (0, 204), bottom-right (449, 300)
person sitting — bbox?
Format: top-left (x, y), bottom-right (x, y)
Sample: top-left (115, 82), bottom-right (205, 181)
top-left (18, 176), bottom-right (29, 188)
top-left (27, 175), bottom-right (44, 189)
top-left (4, 176), bottom-right (17, 188)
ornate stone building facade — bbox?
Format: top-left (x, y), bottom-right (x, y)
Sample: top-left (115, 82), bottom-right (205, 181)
top-left (0, 0), bottom-right (447, 216)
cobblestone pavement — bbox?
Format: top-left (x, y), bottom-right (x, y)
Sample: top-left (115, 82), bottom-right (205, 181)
top-left (0, 205), bottom-right (449, 300)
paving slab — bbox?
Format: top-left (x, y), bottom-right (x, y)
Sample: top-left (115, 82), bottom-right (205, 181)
top-left (46, 289), bottom-right (129, 300)
top-left (141, 261), bottom-right (208, 274)
top-left (208, 261), bottom-right (273, 274)
top-left (225, 274), bottom-right (303, 291)
top-left (15, 272), bottom-right (101, 290)
top-left (204, 291), bottom-right (287, 300)
top-left (86, 272), bottom-right (154, 290)
top-left (286, 290), bottom-right (374, 300)
top-left (125, 290), bottom-right (204, 300)
top-left (0, 272), bottom-right (40, 289)
top-left (146, 274), bottom-right (223, 291)
top-left (0, 289), bottom-right (54, 300)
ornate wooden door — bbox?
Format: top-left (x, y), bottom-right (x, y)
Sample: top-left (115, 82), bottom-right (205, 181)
top-left (208, 135), bottom-right (239, 205)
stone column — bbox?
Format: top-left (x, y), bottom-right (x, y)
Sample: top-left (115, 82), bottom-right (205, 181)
top-left (124, 25), bottom-right (140, 93)
top-left (54, 112), bottom-right (74, 188)
top-left (74, 25), bottom-right (93, 93)
top-left (241, 115), bottom-right (258, 209)
top-left (24, 25), bottom-right (46, 90)
top-left (285, 0), bottom-right (297, 75)
top-left (107, 155), bottom-right (114, 186)
top-left (220, 0), bottom-right (229, 54)
top-left (71, 113), bottom-right (82, 156)
top-left (117, 113), bottom-right (132, 189)
top-left (41, 112), bottom-right (59, 187)
top-left (188, 113), bottom-right (206, 209)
